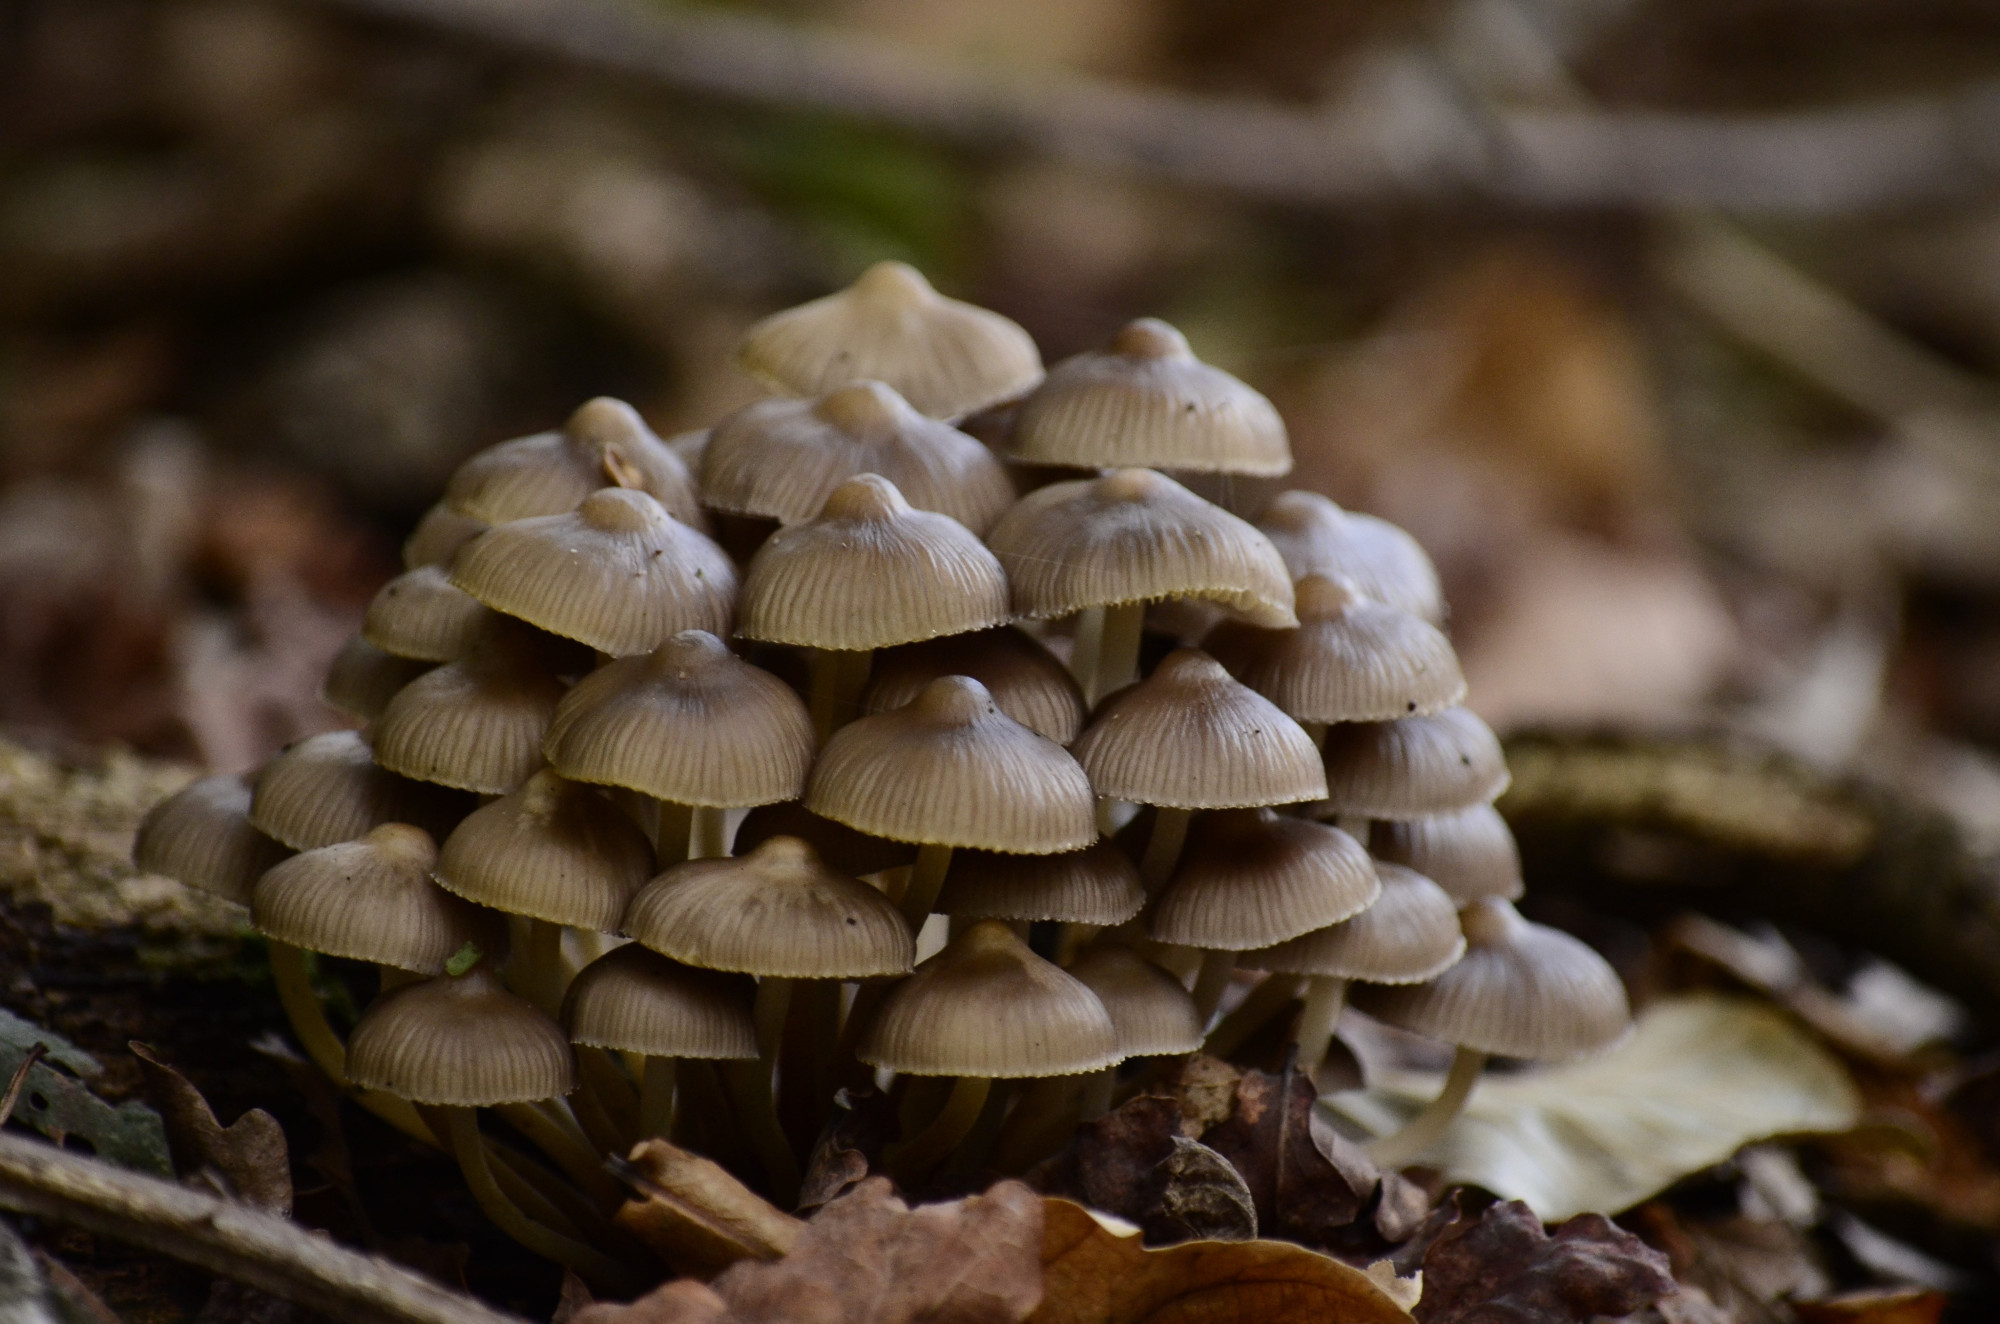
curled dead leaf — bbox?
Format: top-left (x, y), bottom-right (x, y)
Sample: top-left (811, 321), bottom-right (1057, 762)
top-left (1034, 1198), bottom-right (1418, 1324)
top-left (1413, 1199), bottom-right (1674, 1324)
top-left (612, 1140), bottom-right (803, 1277)
top-left (130, 1042), bottom-right (291, 1213)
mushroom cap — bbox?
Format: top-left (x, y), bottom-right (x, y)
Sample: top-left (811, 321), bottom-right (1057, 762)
top-left (858, 920), bottom-right (1119, 1077)
top-left (701, 380), bottom-right (1015, 534)
top-left (542, 631), bottom-right (815, 808)
top-left (1351, 899), bottom-right (1631, 1060)
top-left (321, 635), bottom-right (433, 723)
top-left (1317, 706), bottom-right (1510, 820)
top-left (1148, 809), bottom-right (1380, 950)
top-left (805, 675), bottom-right (1096, 852)
top-left (737, 475), bottom-right (1010, 651)
top-left (1009, 319), bottom-right (1290, 476)
top-left (1069, 649), bottom-right (1326, 810)
top-left (443, 396), bottom-right (706, 530)
top-left (562, 943), bottom-right (759, 1061)
top-left (402, 502), bottom-right (488, 571)
top-left (1370, 804), bottom-right (1523, 906)
top-left (863, 626), bottom-right (1086, 745)
top-left (735, 261), bottom-right (1043, 420)
top-left (252, 824), bottom-right (497, 974)
top-left (1064, 942), bottom-right (1204, 1057)
top-left (451, 488), bottom-right (737, 657)
top-left (1257, 492), bottom-right (1443, 624)
top-left (624, 836), bottom-right (913, 979)
top-left (732, 801), bottom-right (915, 877)
top-left (371, 621), bottom-right (569, 795)
top-left (135, 774), bottom-right (291, 906)
top-left (362, 564), bottom-right (494, 663)
top-left (434, 770), bottom-right (655, 931)
top-left (249, 729), bottom-right (473, 851)
top-left (935, 840), bottom-right (1145, 926)
top-left (348, 966), bottom-right (575, 1106)
top-left (1203, 574), bottom-right (1466, 724)
top-left (1242, 862), bottom-right (1465, 984)
top-left (986, 468), bottom-right (1296, 627)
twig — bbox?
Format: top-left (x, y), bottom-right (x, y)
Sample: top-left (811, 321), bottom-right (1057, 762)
top-left (313, 0), bottom-right (2000, 214)
top-left (0, 1129), bottom-right (529, 1324)
top-left (0, 1047), bottom-right (47, 1129)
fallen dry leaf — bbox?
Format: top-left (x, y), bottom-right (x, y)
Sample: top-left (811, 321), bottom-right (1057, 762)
top-left (613, 1140), bottom-right (804, 1278)
top-left (1152, 1137), bottom-right (1256, 1243)
top-left (1792, 1287), bottom-right (1948, 1324)
top-left (1034, 1198), bottom-right (1418, 1324)
top-left (130, 1041), bottom-right (291, 1213)
top-left (1199, 1062), bottom-right (1378, 1247)
top-left (1413, 1200), bottom-right (1674, 1324)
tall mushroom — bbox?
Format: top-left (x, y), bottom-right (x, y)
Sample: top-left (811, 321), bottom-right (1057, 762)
top-left (1256, 490), bottom-right (1444, 625)
top-left (135, 774), bottom-right (291, 906)
top-left (444, 395), bottom-right (705, 530)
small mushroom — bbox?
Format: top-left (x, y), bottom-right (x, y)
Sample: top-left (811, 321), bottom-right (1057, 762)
top-left (321, 634), bottom-right (433, 724)
top-left (1370, 804), bottom-right (1524, 906)
top-left (402, 502), bottom-right (487, 570)
top-left (135, 774), bottom-right (291, 906)
top-left (1316, 705), bottom-right (1511, 829)
top-left (1256, 491), bottom-right (1443, 625)
top-left (444, 396), bottom-right (705, 530)
top-left (935, 840), bottom-right (1145, 929)
top-left (372, 619), bottom-right (571, 795)
top-left (249, 729), bottom-right (472, 851)
top-left (362, 564), bottom-right (494, 663)
top-left (863, 625), bottom-right (1086, 745)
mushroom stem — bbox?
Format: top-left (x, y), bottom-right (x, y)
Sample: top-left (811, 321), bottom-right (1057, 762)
top-left (437, 1107), bottom-right (645, 1296)
top-left (1138, 808), bottom-right (1192, 893)
top-left (576, 1046), bottom-right (640, 1140)
top-left (808, 648), bottom-right (874, 743)
top-left (722, 1060), bottom-right (801, 1206)
top-left (1293, 975), bottom-right (1350, 1080)
top-left (567, 1076), bottom-right (627, 1160)
top-left (1077, 1067), bottom-right (1115, 1121)
top-left (1367, 1046), bottom-right (1488, 1169)
top-left (1093, 601), bottom-right (1146, 705)
top-left (1300, 721), bottom-right (1327, 749)
top-left (656, 801), bottom-right (693, 867)
top-left (1068, 606), bottom-right (1106, 696)
top-left (988, 1076), bottom-right (1081, 1174)
top-left (889, 1076), bottom-right (992, 1188)
top-left (1189, 949), bottom-right (1237, 1025)
top-left (781, 980), bottom-right (842, 1152)
top-left (639, 1056), bottom-right (676, 1139)
top-left (1203, 972), bottom-right (1304, 1057)
top-left (517, 920), bottom-right (569, 1016)
top-left (754, 978), bottom-right (793, 1061)
top-left (899, 844), bottom-right (955, 930)
top-left (492, 1103), bottom-right (625, 1209)
top-left (689, 805), bottom-right (731, 859)
top-left (1335, 813), bottom-right (1370, 842)
top-left (266, 943), bottom-right (439, 1149)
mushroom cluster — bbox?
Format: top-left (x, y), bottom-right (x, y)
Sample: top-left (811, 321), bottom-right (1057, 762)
top-left (134, 263), bottom-right (1630, 1288)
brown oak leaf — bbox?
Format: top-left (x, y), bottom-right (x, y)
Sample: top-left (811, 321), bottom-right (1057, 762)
top-left (1197, 1062), bottom-right (1377, 1245)
top-left (1415, 1200), bottom-right (1675, 1324)
top-left (130, 1042), bottom-right (291, 1214)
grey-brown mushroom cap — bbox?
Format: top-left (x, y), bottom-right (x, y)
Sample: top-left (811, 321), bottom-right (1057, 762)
top-left (1069, 650), bottom-right (1326, 810)
top-left (370, 627), bottom-right (567, 795)
top-left (858, 921), bottom-right (1120, 1077)
top-left (249, 729), bottom-right (472, 852)
top-left (348, 966), bottom-right (576, 1106)
top-left (934, 841), bottom-right (1145, 926)
top-left (135, 774), bottom-right (291, 906)
top-left (1148, 809), bottom-right (1380, 951)
top-left (1317, 706), bottom-right (1510, 820)
top-left (562, 944), bottom-right (760, 1061)
top-left (1064, 943), bottom-right (1204, 1057)
top-left (362, 565), bottom-right (493, 663)
top-left (1257, 491), bottom-right (1443, 624)
top-left (1351, 899), bottom-right (1632, 1061)
top-left (403, 503), bottom-right (489, 572)
top-left (863, 626), bottom-right (1086, 745)
top-left (1241, 862), bottom-right (1465, 984)
top-left (433, 769), bottom-right (655, 931)
top-left (1370, 804), bottom-right (1524, 906)
top-left (442, 396), bottom-right (706, 530)
top-left (733, 801), bottom-right (915, 878)
top-left (322, 635), bottom-right (434, 724)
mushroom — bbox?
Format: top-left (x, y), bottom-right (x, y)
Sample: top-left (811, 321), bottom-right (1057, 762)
top-left (1352, 898), bottom-right (1631, 1168)
top-left (402, 502), bottom-right (487, 570)
top-left (734, 800), bottom-right (915, 878)
top-left (542, 629), bottom-right (815, 862)
top-left (986, 468), bottom-right (1294, 702)
top-left (934, 840), bottom-right (1145, 932)
top-left (739, 473), bottom-right (1011, 738)
top-left (1256, 491), bottom-right (1444, 625)
top-left (444, 396), bottom-right (705, 530)
top-left (321, 634), bottom-right (432, 724)
top-left (248, 729), bottom-right (472, 851)
top-left (451, 488), bottom-right (737, 657)
top-left (701, 380), bottom-right (1015, 534)
top-left (735, 260), bottom-right (1042, 420)
top-left (1370, 804), bottom-right (1524, 906)
top-left (134, 774), bottom-right (291, 906)
top-left (1314, 704), bottom-right (1511, 841)
top-left (1008, 318), bottom-right (1290, 476)
top-left (362, 563), bottom-right (494, 662)
top-left (862, 625), bottom-right (1087, 745)
top-left (372, 618), bottom-right (571, 795)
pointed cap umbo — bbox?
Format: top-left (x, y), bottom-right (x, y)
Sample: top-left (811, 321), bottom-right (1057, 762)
top-left (858, 920), bottom-right (1119, 1077)
top-left (805, 675), bottom-right (1095, 853)
top-left (736, 261), bottom-right (1042, 419)
top-left (1149, 809), bottom-right (1380, 950)
top-left (701, 381), bottom-right (1015, 534)
top-left (249, 729), bottom-right (472, 851)
top-left (1257, 491), bottom-right (1443, 624)
top-left (1243, 862), bottom-right (1464, 984)
top-left (322, 635), bottom-right (432, 723)
top-left (1318, 706), bottom-right (1510, 820)
top-left (451, 487), bottom-right (737, 657)
top-left (543, 630), bottom-right (814, 808)
top-left (935, 840), bottom-right (1144, 926)
top-left (444, 396), bottom-right (705, 529)
top-left (1352, 899), bottom-right (1631, 1060)
top-left (733, 801), bottom-right (915, 878)
top-left (1371, 804), bottom-right (1523, 906)
top-left (1203, 574), bottom-right (1465, 724)
top-left (135, 774), bottom-right (291, 906)
top-left (987, 468), bottom-right (1295, 628)
top-left (348, 965), bottom-right (575, 1106)
top-left (402, 503), bottom-right (488, 571)
top-left (252, 824), bottom-right (496, 974)
top-left (434, 770), bottom-right (655, 931)
top-left (1009, 318), bottom-right (1289, 476)
top-left (1070, 649), bottom-right (1326, 810)
top-left (562, 944), bottom-right (759, 1061)
top-left (625, 837), bottom-right (912, 979)
top-left (362, 564), bottom-right (493, 663)
top-left (1064, 942), bottom-right (1203, 1057)
top-left (371, 619), bottom-right (568, 794)
top-left (737, 475), bottom-right (1009, 651)
top-left (863, 625), bottom-right (1085, 745)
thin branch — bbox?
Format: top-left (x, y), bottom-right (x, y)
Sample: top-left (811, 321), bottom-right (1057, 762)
top-left (0, 1130), bottom-right (529, 1324)
top-left (315, 0), bottom-right (2000, 214)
